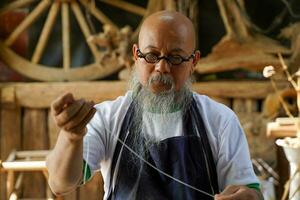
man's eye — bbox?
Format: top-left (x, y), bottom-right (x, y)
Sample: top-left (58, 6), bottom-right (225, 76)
top-left (145, 53), bottom-right (158, 62)
top-left (169, 56), bottom-right (183, 64)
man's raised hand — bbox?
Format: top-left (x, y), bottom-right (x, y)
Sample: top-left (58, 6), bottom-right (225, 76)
top-left (51, 92), bottom-right (96, 141)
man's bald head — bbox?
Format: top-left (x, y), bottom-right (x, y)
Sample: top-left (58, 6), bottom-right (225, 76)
top-left (138, 10), bottom-right (196, 53)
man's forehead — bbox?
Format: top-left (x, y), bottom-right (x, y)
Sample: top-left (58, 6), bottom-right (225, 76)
top-left (143, 45), bottom-right (187, 54)
top-left (139, 28), bottom-right (190, 53)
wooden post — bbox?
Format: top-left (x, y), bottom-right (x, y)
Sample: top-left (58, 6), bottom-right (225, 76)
top-left (0, 95), bottom-right (21, 200)
top-left (22, 108), bottom-right (48, 198)
top-left (6, 170), bottom-right (15, 200)
top-left (296, 70), bottom-right (300, 137)
top-left (233, 98), bottom-right (246, 113)
top-left (48, 109), bottom-right (60, 149)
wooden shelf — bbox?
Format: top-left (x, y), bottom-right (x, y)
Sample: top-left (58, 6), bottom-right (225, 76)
top-left (267, 119), bottom-right (297, 138)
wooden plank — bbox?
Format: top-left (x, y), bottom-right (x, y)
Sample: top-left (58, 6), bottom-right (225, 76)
top-left (245, 99), bottom-right (257, 113)
top-left (232, 98), bottom-right (245, 113)
top-left (47, 109), bottom-right (60, 149)
top-left (267, 122), bottom-right (297, 138)
top-left (22, 108), bottom-right (48, 198)
top-left (7, 81), bottom-right (127, 108)
top-left (1, 161), bottom-right (46, 171)
top-left (1, 86), bottom-right (15, 104)
top-left (0, 105), bottom-right (21, 200)
top-left (79, 172), bottom-right (104, 200)
top-left (0, 81), bottom-right (289, 108)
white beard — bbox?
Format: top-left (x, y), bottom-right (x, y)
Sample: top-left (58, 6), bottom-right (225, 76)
top-left (127, 71), bottom-right (193, 163)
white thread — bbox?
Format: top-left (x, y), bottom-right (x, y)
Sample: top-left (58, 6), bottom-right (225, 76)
top-left (83, 139), bottom-right (90, 185)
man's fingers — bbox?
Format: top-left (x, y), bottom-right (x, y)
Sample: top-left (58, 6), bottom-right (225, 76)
top-left (63, 101), bottom-right (95, 131)
top-left (214, 185), bottom-right (256, 200)
top-left (68, 107), bottom-right (97, 134)
top-left (55, 99), bottom-right (85, 127)
top-left (214, 185), bottom-right (240, 200)
top-left (51, 92), bottom-right (75, 115)
top-left (220, 185), bottom-right (240, 196)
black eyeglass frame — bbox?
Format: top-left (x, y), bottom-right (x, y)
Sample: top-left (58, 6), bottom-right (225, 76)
top-left (136, 49), bottom-right (195, 65)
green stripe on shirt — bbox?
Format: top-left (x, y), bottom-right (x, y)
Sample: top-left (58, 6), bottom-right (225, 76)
top-left (82, 160), bottom-right (92, 184)
top-left (246, 183), bottom-right (260, 192)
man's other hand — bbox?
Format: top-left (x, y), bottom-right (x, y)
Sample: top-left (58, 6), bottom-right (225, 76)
top-left (214, 185), bottom-right (263, 200)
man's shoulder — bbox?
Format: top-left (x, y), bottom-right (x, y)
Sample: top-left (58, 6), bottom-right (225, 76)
top-left (94, 91), bottom-right (132, 115)
top-left (192, 92), bottom-right (237, 128)
top-left (192, 92), bottom-right (234, 115)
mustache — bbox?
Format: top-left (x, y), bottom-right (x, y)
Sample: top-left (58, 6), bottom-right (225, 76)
top-left (148, 74), bottom-right (174, 87)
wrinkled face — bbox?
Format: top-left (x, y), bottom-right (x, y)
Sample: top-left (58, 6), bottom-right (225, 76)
top-left (132, 14), bottom-right (200, 94)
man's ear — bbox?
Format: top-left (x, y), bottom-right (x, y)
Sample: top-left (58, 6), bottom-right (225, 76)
top-left (192, 50), bottom-right (200, 66)
top-left (132, 44), bottom-right (139, 60)
top-left (191, 50), bottom-right (200, 73)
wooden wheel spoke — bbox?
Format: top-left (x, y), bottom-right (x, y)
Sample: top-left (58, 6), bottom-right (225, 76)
top-left (62, 3), bottom-right (71, 71)
top-left (32, 2), bottom-right (60, 64)
top-left (79, 0), bottom-right (118, 29)
top-left (4, 0), bottom-right (51, 47)
top-left (71, 1), bottom-right (99, 61)
top-left (0, 0), bottom-right (37, 13)
top-left (100, 0), bottom-right (146, 16)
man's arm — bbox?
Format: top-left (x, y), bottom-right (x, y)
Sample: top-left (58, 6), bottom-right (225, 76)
top-left (46, 93), bottom-right (96, 195)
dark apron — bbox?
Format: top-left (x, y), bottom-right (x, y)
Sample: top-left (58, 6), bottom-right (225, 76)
top-left (108, 98), bottom-right (219, 200)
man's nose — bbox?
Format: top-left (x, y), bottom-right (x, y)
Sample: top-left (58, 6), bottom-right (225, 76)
top-left (155, 58), bottom-right (171, 73)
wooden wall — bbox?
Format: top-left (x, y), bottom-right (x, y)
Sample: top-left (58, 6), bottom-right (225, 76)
top-left (0, 80), bottom-right (288, 199)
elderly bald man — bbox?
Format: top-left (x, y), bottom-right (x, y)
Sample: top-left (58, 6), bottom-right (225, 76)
top-left (46, 10), bottom-right (263, 200)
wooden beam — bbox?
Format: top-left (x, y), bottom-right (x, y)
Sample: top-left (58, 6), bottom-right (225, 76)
top-left (1, 81), bottom-right (128, 108)
top-left (0, 81), bottom-right (289, 108)
top-left (1, 161), bottom-right (46, 171)
top-left (267, 121), bottom-right (297, 138)
top-left (16, 150), bottom-right (49, 158)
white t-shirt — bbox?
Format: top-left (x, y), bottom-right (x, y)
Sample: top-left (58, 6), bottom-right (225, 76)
top-left (83, 91), bottom-right (259, 199)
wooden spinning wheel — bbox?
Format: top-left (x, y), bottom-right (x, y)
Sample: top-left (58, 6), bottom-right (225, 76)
top-left (0, 0), bottom-right (161, 81)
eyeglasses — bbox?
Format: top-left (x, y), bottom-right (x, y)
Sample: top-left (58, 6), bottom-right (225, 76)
top-left (137, 49), bottom-right (195, 65)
